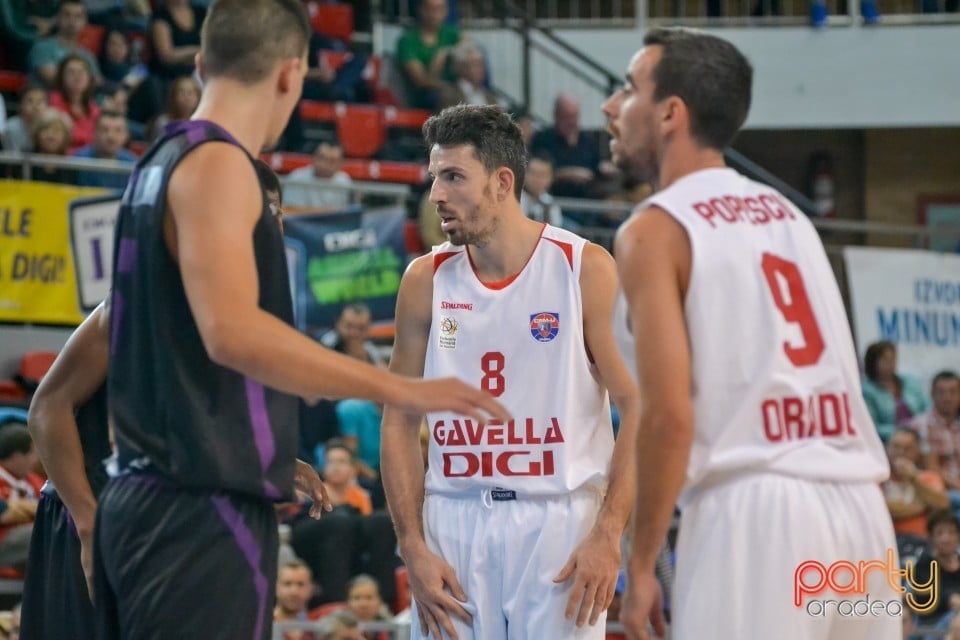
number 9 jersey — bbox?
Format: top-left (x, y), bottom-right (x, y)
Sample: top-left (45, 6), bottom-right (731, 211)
top-left (423, 225), bottom-right (614, 497)
top-left (645, 167), bottom-right (888, 508)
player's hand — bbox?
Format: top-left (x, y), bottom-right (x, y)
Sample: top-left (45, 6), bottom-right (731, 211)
top-left (0, 498), bottom-right (37, 525)
top-left (621, 568), bottom-right (666, 640)
top-left (293, 459), bottom-right (332, 519)
top-left (394, 378), bottom-right (511, 426)
top-left (553, 526), bottom-right (620, 627)
top-left (78, 525), bottom-right (95, 602)
top-left (403, 543), bottom-right (471, 640)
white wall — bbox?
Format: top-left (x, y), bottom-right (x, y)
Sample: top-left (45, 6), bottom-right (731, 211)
top-left (381, 24), bottom-right (960, 130)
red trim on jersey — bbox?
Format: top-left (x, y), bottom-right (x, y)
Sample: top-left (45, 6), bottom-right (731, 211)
top-left (433, 251), bottom-right (460, 274)
top-left (544, 237), bottom-right (574, 270)
top-left (467, 224), bottom-right (546, 290)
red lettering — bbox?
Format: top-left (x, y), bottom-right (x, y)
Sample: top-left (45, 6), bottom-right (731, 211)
top-left (506, 420), bottom-right (524, 445)
top-left (710, 197), bottom-right (736, 223)
top-left (543, 418), bottom-right (564, 444)
top-left (692, 202), bottom-right (717, 228)
top-left (783, 396), bottom-right (803, 440)
top-left (443, 452), bottom-right (479, 477)
top-left (819, 393), bottom-right (842, 436)
top-left (433, 420), bottom-right (445, 446)
top-left (744, 197), bottom-right (769, 224)
top-left (843, 393), bottom-right (857, 435)
top-left (759, 194), bottom-right (783, 220)
top-left (762, 399), bottom-right (782, 442)
top-left (524, 418), bottom-right (541, 445)
top-left (481, 451), bottom-right (493, 477)
top-left (487, 423), bottom-right (504, 445)
top-left (722, 196), bottom-right (747, 223)
top-left (543, 450), bottom-right (554, 476)
top-left (446, 420), bottom-right (466, 446)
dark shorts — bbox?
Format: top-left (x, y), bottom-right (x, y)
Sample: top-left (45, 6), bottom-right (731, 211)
top-left (21, 490), bottom-right (95, 640)
top-left (94, 474), bottom-right (278, 640)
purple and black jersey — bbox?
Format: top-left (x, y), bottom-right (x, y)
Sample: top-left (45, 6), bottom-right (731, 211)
top-left (108, 120), bottom-right (298, 501)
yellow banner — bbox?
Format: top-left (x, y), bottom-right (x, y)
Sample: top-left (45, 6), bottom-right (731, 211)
top-left (0, 181), bottom-right (113, 324)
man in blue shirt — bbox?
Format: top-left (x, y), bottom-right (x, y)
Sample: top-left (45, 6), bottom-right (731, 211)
top-left (73, 110), bottom-right (136, 190)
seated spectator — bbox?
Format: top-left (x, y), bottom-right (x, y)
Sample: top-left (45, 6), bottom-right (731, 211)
top-left (345, 574), bottom-right (391, 639)
top-left (882, 428), bottom-right (948, 539)
top-left (514, 110), bottom-right (536, 150)
top-left (322, 440), bottom-right (372, 517)
top-left (98, 29), bottom-right (148, 91)
top-left (275, 560), bottom-right (317, 640)
top-left (27, 0), bottom-right (101, 89)
top-left (530, 93), bottom-right (600, 199)
top-left (73, 110), bottom-right (135, 189)
top-left (148, 75), bottom-right (201, 142)
top-left (1, 85), bottom-right (47, 152)
top-left (0, 425), bottom-right (43, 571)
top-left (520, 154), bottom-right (564, 227)
top-left (150, 0), bottom-right (203, 83)
top-left (395, 0), bottom-right (460, 110)
top-left (284, 140), bottom-right (353, 210)
top-left (316, 610), bottom-right (363, 640)
top-left (335, 400), bottom-right (382, 490)
top-left (914, 371), bottom-right (960, 507)
top-left (29, 110), bottom-right (76, 184)
top-left (303, 33), bottom-right (374, 104)
top-left (913, 510), bottom-right (960, 628)
top-left (437, 41), bottom-right (499, 110)
top-left (49, 54), bottom-right (100, 152)
top-left (862, 340), bottom-right (928, 442)
top-left (319, 303), bottom-right (384, 367)
top-left (100, 83), bottom-right (146, 141)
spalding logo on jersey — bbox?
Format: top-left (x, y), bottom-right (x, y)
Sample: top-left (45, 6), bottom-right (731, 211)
top-left (530, 312), bottom-right (560, 342)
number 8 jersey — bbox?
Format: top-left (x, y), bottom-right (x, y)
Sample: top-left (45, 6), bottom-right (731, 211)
top-left (645, 167), bottom-right (888, 507)
top-left (423, 225), bottom-right (614, 497)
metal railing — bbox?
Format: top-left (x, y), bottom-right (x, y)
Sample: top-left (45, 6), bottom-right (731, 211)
top-left (0, 152), bottom-right (412, 210)
top-left (272, 619), bottom-right (633, 639)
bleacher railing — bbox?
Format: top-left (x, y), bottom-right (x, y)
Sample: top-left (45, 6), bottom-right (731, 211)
top-left (272, 619), bottom-right (633, 639)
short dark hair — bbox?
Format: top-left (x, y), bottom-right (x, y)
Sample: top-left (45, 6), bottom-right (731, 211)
top-left (346, 574), bottom-right (380, 596)
top-left (96, 109), bottom-right (126, 125)
top-left (423, 104), bottom-right (526, 200)
top-left (642, 27), bottom-right (752, 151)
top-left (931, 370), bottom-right (960, 392)
top-left (340, 302), bottom-right (371, 318)
top-left (0, 425), bottom-right (33, 460)
top-left (325, 437), bottom-right (356, 462)
top-left (201, 0), bottom-right (310, 84)
top-left (863, 340), bottom-right (895, 382)
top-left (254, 159), bottom-right (282, 203)
top-left (928, 509), bottom-right (960, 536)
top-left (891, 427), bottom-right (920, 446)
top-left (59, 0), bottom-right (85, 10)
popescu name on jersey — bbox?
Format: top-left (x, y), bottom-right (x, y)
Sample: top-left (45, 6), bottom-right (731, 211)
top-left (692, 192), bottom-right (797, 228)
top-left (433, 417), bottom-right (565, 478)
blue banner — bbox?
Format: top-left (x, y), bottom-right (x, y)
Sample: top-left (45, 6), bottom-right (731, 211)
top-left (283, 206), bottom-right (406, 335)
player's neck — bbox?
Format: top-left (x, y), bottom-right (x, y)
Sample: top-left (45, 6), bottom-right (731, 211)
top-left (657, 143), bottom-right (727, 191)
top-left (191, 81), bottom-right (276, 157)
top-left (467, 213), bottom-right (544, 283)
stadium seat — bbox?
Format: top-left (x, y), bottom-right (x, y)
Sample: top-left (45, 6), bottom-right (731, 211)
top-left (336, 104), bottom-right (384, 159)
top-left (307, 2), bottom-right (354, 43)
top-left (394, 566), bottom-right (410, 613)
top-left (308, 601), bottom-right (346, 620)
top-left (19, 351), bottom-right (57, 388)
top-left (0, 71), bottom-right (26, 93)
top-left (0, 381), bottom-right (27, 404)
top-left (77, 25), bottom-right (106, 57)
top-left (318, 50), bottom-right (381, 87)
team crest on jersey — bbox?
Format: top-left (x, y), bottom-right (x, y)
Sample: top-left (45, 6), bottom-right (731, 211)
top-left (529, 312), bottom-right (560, 342)
top-left (439, 316), bottom-right (458, 349)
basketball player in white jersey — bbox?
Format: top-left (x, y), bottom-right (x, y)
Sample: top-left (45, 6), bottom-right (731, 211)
top-left (381, 104), bottom-right (640, 640)
top-left (604, 29), bottom-right (898, 640)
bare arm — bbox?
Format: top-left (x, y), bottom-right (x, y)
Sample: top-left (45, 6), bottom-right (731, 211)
top-left (616, 207), bottom-right (693, 639)
top-left (166, 144), bottom-right (507, 421)
top-left (380, 255), bottom-right (472, 639)
top-left (554, 243), bottom-right (641, 627)
top-left (151, 19), bottom-right (200, 67)
top-left (27, 301), bottom-right (109, 598)
top-left (27, 301), bottom-right (108, 538)
top-left (380, 254), bottom-right (433, 554)
top-left (402, 51), bottom-right (450, 91)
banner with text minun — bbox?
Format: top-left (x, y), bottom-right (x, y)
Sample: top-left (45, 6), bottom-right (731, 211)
top-left (0, 181), bottom-right (116, 324)
top-left (844, 246), bottom-right (960, 388)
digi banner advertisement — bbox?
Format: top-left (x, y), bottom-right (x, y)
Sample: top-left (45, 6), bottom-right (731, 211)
top-left (844, 246), bottom-right (960, 389)
top-left (0, 181), bottom-right (116, 324)
top-left (283, 206), bottom-right (406, 334)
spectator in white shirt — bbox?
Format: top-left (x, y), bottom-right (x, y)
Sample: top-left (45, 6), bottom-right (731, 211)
top-left (284, 139), bottom-right (353, 210)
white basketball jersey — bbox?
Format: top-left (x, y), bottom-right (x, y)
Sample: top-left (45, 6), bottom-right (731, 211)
top-left (641, 168), bottom-right (889, 507)
top-left (423, 225), bottom-right (613, 497)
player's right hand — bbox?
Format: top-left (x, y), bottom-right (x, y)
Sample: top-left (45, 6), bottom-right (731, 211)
top-left (621, 569), bottom-right (666, 640)
top-left (394, 378), bottom-right (511, 425)
top-left (403, 544), bottom-right (471, 640)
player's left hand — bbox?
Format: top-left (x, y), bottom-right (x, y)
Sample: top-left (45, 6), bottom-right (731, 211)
top-left (553, 526), bottom-right (621, 627)
top-left (293, 459), bottom-right (332, 518)
top-left (621, 568), bottom-right (665, 640)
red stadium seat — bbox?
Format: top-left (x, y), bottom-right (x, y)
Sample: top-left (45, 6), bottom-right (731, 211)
top-left (336, 104), bottom-right (384, 159)
top-left (382, 106), bottom-right (431, 131)
top-left (0, 71), bottom-right (27, 93)
top-left (307, 2), bottom-right (355, 43)
top-left (78, 25), bottom-right (106, 57)
top-left (0, 381), bottom-right (27, 403)
top-left (318, 51), bottom-right (381, 87)
top-left (308, 601), bottom-right (346, 620)
top-left (261, 152), bottom-right (311, 174)
top-left (394, 566), bottom-right (410, 613)
top-left (299, 100), bottom-right (337, 123)
top-left (19, 351), bottom-right (58, 386)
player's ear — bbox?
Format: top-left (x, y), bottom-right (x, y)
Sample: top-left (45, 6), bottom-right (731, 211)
top-left (495, 167), bottom-right (514, 202)
top-left (660, 96), bottom-right (687, 138)
top-left (195, 52), bottom-right (206, 83)
top-left (277, 56), bottom-right (303, 95)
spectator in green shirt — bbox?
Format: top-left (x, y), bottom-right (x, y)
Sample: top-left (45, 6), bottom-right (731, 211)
top-left (395, 0), bottom-right (459, 110)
